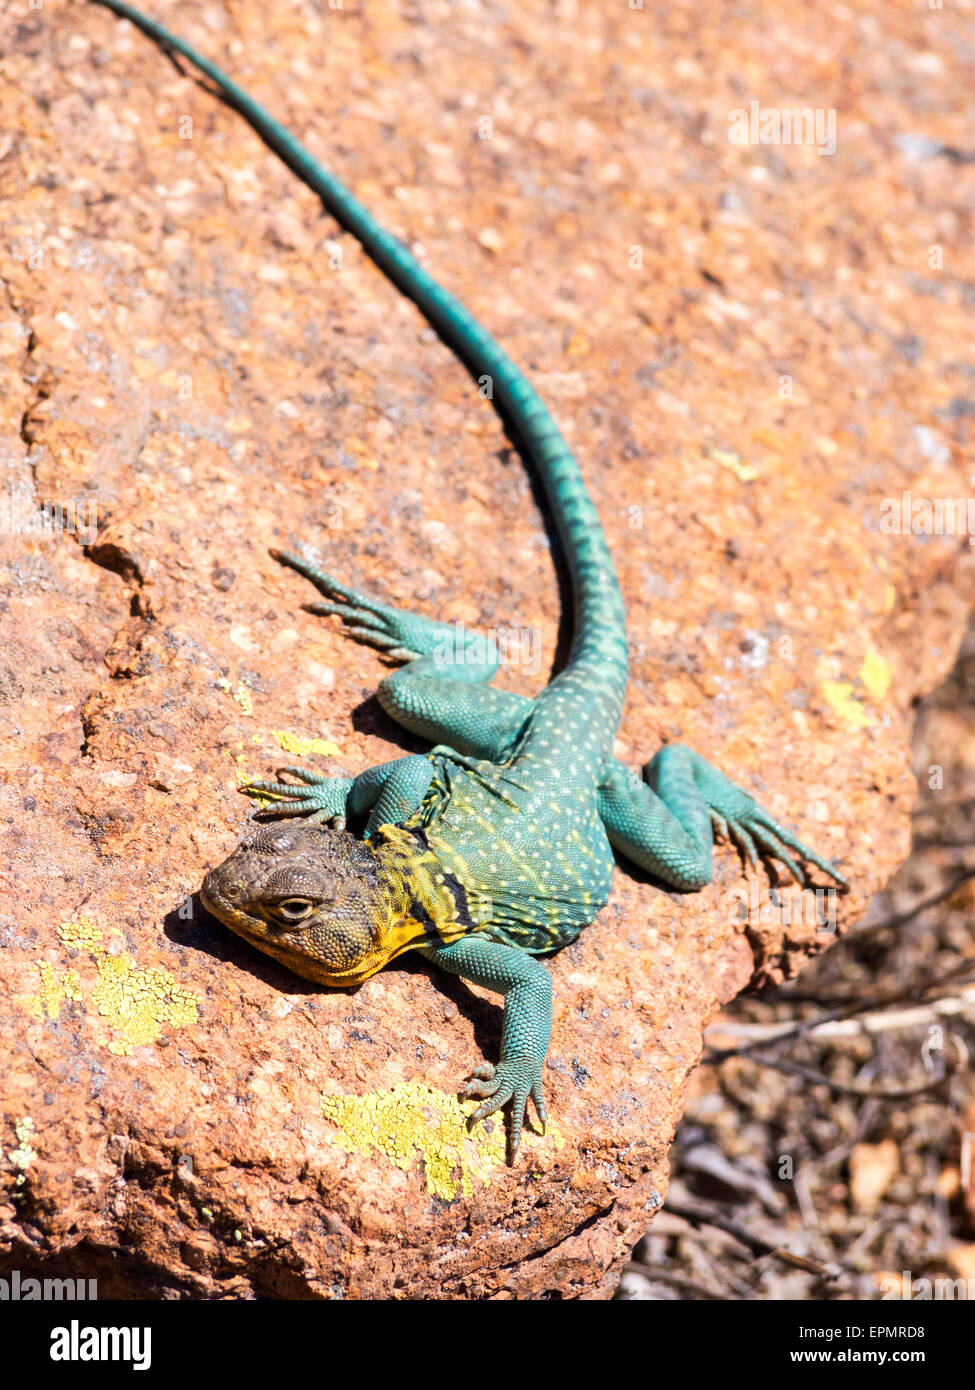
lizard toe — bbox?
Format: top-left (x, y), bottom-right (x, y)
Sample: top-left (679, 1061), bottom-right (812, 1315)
top-left (465, 1058), bottom-right (545, 1163)
top-left (530, 1082), bottom-right (547, 1134)
top-left (463, 1080), bottom-right (499, 1102)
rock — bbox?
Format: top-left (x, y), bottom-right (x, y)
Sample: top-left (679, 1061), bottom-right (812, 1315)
top-left (1, 1), bottom-right (973, 1298)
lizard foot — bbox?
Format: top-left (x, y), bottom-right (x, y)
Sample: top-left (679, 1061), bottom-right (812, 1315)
top-left (271, 550), bottom-right (436, 661)
top-left (708, 794), bottom-right (848, 890)
top-left (463, 1059), bottom-right (547, 1165)
top-left (242, 767), bottom-right (353, 827)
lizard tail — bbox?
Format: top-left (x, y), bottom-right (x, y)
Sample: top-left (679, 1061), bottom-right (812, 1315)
top-left (92, 1), bottom-right (629, 707)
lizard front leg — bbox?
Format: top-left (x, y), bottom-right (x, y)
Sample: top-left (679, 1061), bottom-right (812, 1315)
top-left (419, 937), bottom-right (551, 1164)
top-left (245, 754), bottom-right (433, 837)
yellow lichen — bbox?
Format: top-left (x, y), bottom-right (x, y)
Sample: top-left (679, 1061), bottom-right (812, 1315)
top-left (859, 649), bottom-right (892, 702)
top-left (272, 730), bottom-right (342, 758)
top-left (707, 446), bottom-right (759, 483)
top-left (8, 1117), bottom-right (37, 1186)
top-left (90, 952), bottom-right (199, 1054)
top-left (26, 961), bottom-right (83, 1020)
top-left (320, 1081), bottom-right (561, 1200)
top-left (821, 679), bottom-right (873, 731)
top-left (235, 730), bottom-right (341, 802)
top-left (237, 774), bottom-right (277, 808)
top-left (58, 917), bottom-right (103, 950)
top-left (217, 677), bottom-right (253, 716)
top-left (20, 918), bottom-right (200, 1056)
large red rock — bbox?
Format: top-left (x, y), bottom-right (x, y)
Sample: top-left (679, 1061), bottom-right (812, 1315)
top-left (0, 0), bottom-right (972, 1297)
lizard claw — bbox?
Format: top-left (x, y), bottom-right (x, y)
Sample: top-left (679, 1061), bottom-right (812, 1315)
top-left (270, 551), bottom-right (432, 663)
top-left (462, 1065), bottom-right (498, 1101)
top-left (531, 1083), bottom-right (547, 1135)
top-left (715, 799), bottom-right (846, 889)
top-left (462, 1058), bottom-right (546, 1164)
top-left (242, 767), bottom-right (353, 825)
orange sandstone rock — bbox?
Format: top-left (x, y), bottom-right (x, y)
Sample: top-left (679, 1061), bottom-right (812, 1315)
top-left (0, 0), bottom-right (973, 1298)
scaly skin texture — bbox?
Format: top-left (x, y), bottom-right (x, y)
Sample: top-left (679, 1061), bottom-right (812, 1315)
top-left (99, 0), bottom-right (848, 1162)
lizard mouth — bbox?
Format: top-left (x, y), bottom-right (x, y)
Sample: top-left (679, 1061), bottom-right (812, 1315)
top-left (199, 874), bottom-right (252, 936)
top-left (198, 879), bottom-right (222, 921)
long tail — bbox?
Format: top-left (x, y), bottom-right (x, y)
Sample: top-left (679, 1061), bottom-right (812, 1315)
top-left (91, 1), bottom-right (628, 702)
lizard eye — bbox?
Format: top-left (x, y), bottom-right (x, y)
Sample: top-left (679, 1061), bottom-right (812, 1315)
top-left (270, 897), bottom-right (315, 922)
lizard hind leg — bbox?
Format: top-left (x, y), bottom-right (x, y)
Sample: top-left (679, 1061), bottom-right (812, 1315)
top-left (273, 546), bottom-right (536, 757)
top-left (271, 549), bottom-right (498, 668)
top-left (272, 549), bottom-right (537, 760)
top-left (598, 744), bottom-right (847, 891)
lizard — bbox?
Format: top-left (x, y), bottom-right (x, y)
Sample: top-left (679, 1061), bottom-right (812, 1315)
top-left (92, 0), bottom-right (848, 1162)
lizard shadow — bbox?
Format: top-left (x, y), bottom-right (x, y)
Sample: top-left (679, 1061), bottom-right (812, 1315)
top-left (163, 895), bottom-right (336, 999)
top-left (165, 895), bottom-right (504, 1066)
top-left (347, 694), bottom-right (428, 749)
top-left (493, 443), bottom-right (575, 686)
top-left (616, 845), bottom-right (836, 901)
top-left (614, 851), bottom-right (703, 897)
top-left (394, 952), bottom-right (504, 1062)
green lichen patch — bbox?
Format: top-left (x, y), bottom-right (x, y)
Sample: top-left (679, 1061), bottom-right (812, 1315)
top-left (21, 917), bottom-right (200, 1056)
top-left (26, 961), bottom-right (83, 1020)
top-left (320, 1080), bottom-right (561, 1200)
top-left (272, 729), bottom-right (342, 758)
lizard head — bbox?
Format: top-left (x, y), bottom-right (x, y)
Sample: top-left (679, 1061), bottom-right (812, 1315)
top-left (201, 820), bottom-right (398, 987)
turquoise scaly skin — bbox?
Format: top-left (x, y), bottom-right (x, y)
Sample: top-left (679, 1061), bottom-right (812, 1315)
top-left (94, 1), bottom-right (848, 1162)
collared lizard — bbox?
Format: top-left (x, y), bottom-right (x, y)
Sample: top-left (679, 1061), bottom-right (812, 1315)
top-left (93, 0), bottom-right (847, 1162)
